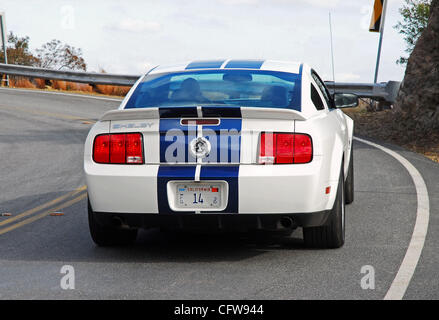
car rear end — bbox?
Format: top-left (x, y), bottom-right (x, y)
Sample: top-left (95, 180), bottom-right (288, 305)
top-left (84, 63), bottom-right (336, 233)
top-left (85, 108), bottom-right (337, 232)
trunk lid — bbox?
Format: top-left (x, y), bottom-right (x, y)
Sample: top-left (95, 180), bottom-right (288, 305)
top-left (103, 106), bottom-right (306, 164)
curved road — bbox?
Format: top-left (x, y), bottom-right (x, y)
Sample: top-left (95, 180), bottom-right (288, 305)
top-left (0, 87), bottom-right (437, 299)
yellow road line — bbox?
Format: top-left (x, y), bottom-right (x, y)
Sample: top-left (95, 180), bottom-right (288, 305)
top-left (0, 185), bottom-right (87, 227)
top-left (0, 193), bottom-right (87, 235)
top-left (0, 104), bottom-right (96, 123)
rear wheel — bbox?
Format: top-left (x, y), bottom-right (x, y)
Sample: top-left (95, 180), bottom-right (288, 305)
top-left (88, 197), bottom-right (138, 246)
top-left (303, 167), bottom-right (345, 249)
top-left (345, 146), bottom-right (354, 204)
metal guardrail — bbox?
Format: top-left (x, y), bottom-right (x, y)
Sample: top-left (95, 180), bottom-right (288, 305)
top-left (0, 63), bottom-right (401, 103)
top-left (0, 63), bottom-right (140, 86)
top-left (326, 81), bottom-right (401, 104)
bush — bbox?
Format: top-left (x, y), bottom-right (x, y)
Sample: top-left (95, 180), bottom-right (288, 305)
top-left (10, 77), bottom-right (36, 89)
top-left (34, 78), bottom-right (46, 89)
top-left (52, 80), bottom-right (67, 90)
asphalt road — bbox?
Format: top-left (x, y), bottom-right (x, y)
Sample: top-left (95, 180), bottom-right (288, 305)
top-left (0, 87), bottom-right (437, 300)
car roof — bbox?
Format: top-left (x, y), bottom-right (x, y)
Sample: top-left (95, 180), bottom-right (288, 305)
top-left (148, 60), bottom-right (304, 75)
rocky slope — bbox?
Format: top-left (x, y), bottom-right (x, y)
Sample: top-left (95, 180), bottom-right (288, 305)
top-left (394, 0), bottom-right (439, 132)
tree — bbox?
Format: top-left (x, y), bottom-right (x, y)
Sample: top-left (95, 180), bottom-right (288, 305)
top-left (394, 0), bottom-right (439, 131)
top-left (0, 32), bottom-right (39, 66)
top-left (35, 39), bottom-right (87, 71)
top-left (394, 0), bottom-right (431, 65)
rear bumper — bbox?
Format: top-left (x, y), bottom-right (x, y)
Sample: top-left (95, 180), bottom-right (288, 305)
top-left (85, 157), bottom-right (337, 214)
top-left (94, 211), bottom-right (331, 231)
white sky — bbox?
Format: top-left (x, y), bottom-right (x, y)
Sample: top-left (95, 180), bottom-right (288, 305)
top-left (1, 0), bottom-right (408, 82)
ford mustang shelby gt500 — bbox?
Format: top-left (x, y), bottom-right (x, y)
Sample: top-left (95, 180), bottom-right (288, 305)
top-left (84, 60), bottom-right (358, 248)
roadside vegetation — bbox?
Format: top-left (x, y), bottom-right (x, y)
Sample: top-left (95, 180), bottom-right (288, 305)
top-left (0, 32), bottom-right (130, 97)
top-left (344, 104), bottom-right (439, 163)
top-left (394, 0), bottom-right (431, 65)
top-left (346, 0), bottom-right (438, 163)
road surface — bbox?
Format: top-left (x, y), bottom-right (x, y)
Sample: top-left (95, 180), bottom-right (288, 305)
top-left (0, 87), bottom-right (437, 299)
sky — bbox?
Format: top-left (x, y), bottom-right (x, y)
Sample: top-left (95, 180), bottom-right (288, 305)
top-left (0, 0), bottom-right (409, 83)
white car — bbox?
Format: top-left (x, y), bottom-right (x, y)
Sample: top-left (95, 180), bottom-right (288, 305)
top-left (84, 60), bottom-right (357, 248)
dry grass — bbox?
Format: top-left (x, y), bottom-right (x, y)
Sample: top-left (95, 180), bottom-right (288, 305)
top-left (95, 84), bottom-right (114, 95)
top-left (34, 78), bottom-right (46, 89)
top-left (95, 84), bottom-right (131, 96)
top-left (9, 77), bottom-right (36, 89)
top-left (112, 86), bottom-right (131, 96)
top-left (51, 80), bottom-right (93, 93)
top-left (65, 81), bottom-right (93, 93)
top-left (51, 80), bottom-right (67, 91)
top-left (344, 108), bottom-right (439, 163)
top-left (3, 77), bottom-right (130, 97)
top-left (343, 99), bottom-right (370, 114)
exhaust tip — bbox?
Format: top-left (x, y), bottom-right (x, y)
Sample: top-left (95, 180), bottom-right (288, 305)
top-left (279, 216), bottom-right (294, 229)
top-left (111, 216), bottom-right (129, 228)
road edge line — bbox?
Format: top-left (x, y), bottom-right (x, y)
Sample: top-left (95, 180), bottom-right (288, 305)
top-left (354, 137), bottom-right (430, 300)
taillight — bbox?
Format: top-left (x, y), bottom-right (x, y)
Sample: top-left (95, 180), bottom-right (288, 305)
top-left (294, 134), bottom-right (313, 163)
top-left (93, 135), bottom-right (110, 163)
top-left (93, 133), bottom-right (143, 164)
top-left (110, 134), bottom-right (126, 163)
top-left (125, 133), bottom-right (143, 164)
top-left (259, 133), bottom-right (276, 164)
top-left (276, 133), bottom-right (294, 164)
top-left (258, 133), bottom-right (312, 164)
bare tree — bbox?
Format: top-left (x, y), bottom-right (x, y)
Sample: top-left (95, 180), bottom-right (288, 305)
top-left (35, 39), bottom-right (87, 71)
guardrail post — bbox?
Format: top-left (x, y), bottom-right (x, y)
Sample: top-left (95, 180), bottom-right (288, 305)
top-left (0, 12), bottom-right (9, 87)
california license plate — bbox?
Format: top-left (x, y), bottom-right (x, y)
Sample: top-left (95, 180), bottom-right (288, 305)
top-left (176, 183), bottom-right (222, 209)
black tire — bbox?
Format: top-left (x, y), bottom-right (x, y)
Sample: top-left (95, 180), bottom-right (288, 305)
top-left (345, 146), bottom-right (354, 204)
top-left (88, 198), bottom-right (138, 246)
top-left (303, 166), bottom-right (345, 249)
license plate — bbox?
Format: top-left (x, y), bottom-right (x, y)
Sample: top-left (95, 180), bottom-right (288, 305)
top-left (176, 183), bottom-right (222, 209)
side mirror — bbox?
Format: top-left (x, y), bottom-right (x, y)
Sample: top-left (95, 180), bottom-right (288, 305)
top-left (333, 93), bottom-right (359, 108)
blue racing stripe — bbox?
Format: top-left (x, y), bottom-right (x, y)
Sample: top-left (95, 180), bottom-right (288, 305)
top-left (200, 166), bottom-right (239, 213)
top-left (186, 60), bottom-right (225, 70)
top-left (202, 117), bottom-right (242, 164)
top-left (159, 107), bottom-right (198, 118)
top-left (224, 60), bottom-right (264, 69)
top-left (201, 106), bottom-right (242, 118)
top-left (159, 118), bottom-right (196, 163)
top-left (157, 106), bottom-right (242, 214)
top-left (157, 166), bottom-right (197, 214)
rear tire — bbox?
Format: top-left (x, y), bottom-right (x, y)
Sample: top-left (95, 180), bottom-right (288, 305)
top-left (303, 166), bottom-right (345, 249)
top-left (88, 197), bottom-right (138, 246)
top-left (345, 146), bottom-right (354, 204)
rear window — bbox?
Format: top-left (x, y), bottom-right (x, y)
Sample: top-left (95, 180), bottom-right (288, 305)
top-left (125, 69), bottom-right (302, 111)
